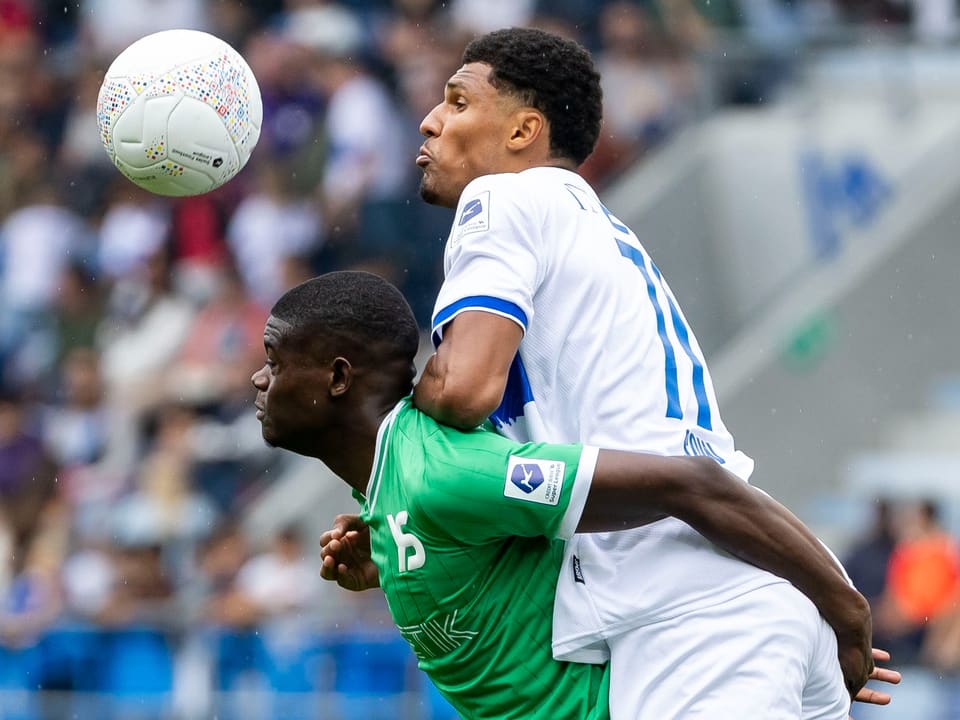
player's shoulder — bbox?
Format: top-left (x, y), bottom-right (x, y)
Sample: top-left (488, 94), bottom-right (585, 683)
top-left (462, 167), bottom-right (584, 198)
top-left (454, 168), bottom-right (587, 231)
top-left (390, 398), bottom-right (442, 445)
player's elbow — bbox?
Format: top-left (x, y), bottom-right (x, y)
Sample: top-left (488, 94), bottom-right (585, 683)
top-left (435, 380), bottom-right (502, 428)
top-left (415, 369), bottom-right (503, 429)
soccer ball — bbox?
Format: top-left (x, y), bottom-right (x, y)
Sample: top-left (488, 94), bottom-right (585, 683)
top-left (97, 29), bottom-right (263, 197)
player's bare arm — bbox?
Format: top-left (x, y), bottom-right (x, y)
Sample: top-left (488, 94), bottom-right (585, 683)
top-left (318, 462), bottom-right (898, 702)
top-left (582, 451), bottom-right (874, 699)
top-left (413, 311), bottom-right (522, 429)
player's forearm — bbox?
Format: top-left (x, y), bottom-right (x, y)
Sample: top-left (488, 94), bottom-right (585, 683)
top-left (664, 463), bottom-right (871, 648)
top-left (582, 452), bottom-right (870, 648)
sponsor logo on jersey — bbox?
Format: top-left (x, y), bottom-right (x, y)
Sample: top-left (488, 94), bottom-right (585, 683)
top-left (451, 190), bottom-right (490, 246)
top-left (459, 198), bottom-right (483, 225)
top-left (511, 463), bottom-right (544, 493)
top-left (572, 555), bottom-right (586, 584)
top-left (504, 456), bottom-right (564, 505)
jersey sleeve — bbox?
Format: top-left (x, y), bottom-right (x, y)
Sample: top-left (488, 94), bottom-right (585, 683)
top-left (431, 174), bottom-right (544, 346)
top-left (412, 423), bottom-right (598, 544)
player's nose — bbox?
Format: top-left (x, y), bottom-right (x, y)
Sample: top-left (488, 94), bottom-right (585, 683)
top-left (419, 103), bottom-right (441, 138)
top-left (251, 365), bottom-right (268, 389)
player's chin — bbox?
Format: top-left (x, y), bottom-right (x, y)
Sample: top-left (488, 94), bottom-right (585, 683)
top-left (258, 419), bottom-right (279, 447)
top-left (418, 175), bottom-right (439, 204)
top-left (419, 173), bottom-right (454, 208)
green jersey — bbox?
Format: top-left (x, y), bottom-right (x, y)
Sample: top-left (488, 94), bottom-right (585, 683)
top-left (358, 398), bottom-right (609, 720)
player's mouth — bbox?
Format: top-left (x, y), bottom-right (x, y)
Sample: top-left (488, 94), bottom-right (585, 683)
top-left (416, 146), bottom-right (431, 167)
top-left (254, 401), bottom-right (265, 420)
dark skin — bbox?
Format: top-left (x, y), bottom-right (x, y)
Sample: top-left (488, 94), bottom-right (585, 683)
top-left (253, 314), bottom-right (900, 706)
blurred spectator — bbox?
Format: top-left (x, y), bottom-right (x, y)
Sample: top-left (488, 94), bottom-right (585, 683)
top-left (872, 499), bottom-right (960, 666)
top-left (585, 1), bottom-right (699, 185)
top-left (242, 32), bottom-right (325, 179)
top-left (233, 525), bottom-right (321, 623)
top-left (449, 0), bottom-right (536, 35)
top-left (96, 184), bottom-right (170, 283)
top-left (227, 162), bottom-right (324, 306)
top-left (290, 13), bottom-right (410, 246)
top-left (79, 0), bottom-right (210, 57)
top-left (843, 497), bottom-right (898, 656)
top-left (833, 0), bottom-right (911, 29)
top-left (844, 497), bottom-right (898, 606)
top-left (198, 522), bottom-right (250, 625)
top-left (42, 348), bottom-right (110, 468)
top-left (0, 391), bottom-right (58, 564)
top-left (887, 499), bottom-right (960, 624)
top-left (97, 542), bottom-right (175, 628)
top-left (112, 407), bottom-right (218, 563)
top-left (169, 195), bottom-right (232, 306)
top-left (61, 537), bottom-right (116, 623)
top-left (165, 263), bottom-right (267, 408)
top-left (98, 244), bottom-right (196, 412)
top-left (0, 535), bottom-right (64, 650)
top-left (0, 182), bottom-right (90, 388)
top-left (50, 263), bottom-right (106, 373)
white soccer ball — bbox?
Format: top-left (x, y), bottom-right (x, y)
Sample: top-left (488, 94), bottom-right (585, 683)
top-left (97, 29), bottom-right (263, 197)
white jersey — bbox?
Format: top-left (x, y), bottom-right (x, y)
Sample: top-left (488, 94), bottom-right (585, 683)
top-left (432, 167), bottom-right (789, 663)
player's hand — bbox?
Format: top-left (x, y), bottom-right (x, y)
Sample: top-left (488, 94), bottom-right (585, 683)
top-left (319, 514), bottom-right (380, 591)
top-left (833, 592), bottom-right (874, 700)
top-left (851, 648), bottom-right (901, 707)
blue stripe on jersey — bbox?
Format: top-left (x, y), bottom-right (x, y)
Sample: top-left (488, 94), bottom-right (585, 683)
top-left (615, 240), bottom-right (682, 420)
top-left (431, 295), bottom-right (529, 348)
top-left (664, 294), bottom-right (712, 430)
top-left (648, 261), bottom-right (713, 431)
top-left (490, 354), bottom-right (534, 429)
top-left (683, 429), bottom-right (725, 464)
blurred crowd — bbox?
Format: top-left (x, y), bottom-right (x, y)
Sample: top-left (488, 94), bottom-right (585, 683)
top-left (846, 498), bottom-right (960, 672)
top-left (0, 0), bottom-right (956, 716)
top-left (843, 497), bottom-right (960, 717)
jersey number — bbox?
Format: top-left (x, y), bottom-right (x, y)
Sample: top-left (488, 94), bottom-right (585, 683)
top-left (387, 511), bottom-right (426, 573)
top-left (566, 185), bottom-right (713, 431)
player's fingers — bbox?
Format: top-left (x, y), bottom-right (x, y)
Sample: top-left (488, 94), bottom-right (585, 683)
top-left (870, 667), bottom-right (901, 684)
top-left (871, 648), bottom-right (891, 663)
top-left (853, 687), bottom-right (892, 705)
top-left (337, 564), bottom-right (358, 591)
top-left (320, 525), bottom-right (344, 541)
top-left (319, 555), bottom-right (339, 581)
top-left (320, 537), bottom-right (342, 558)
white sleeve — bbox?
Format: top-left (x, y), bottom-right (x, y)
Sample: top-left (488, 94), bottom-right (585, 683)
top-left (431, 175), bottom-right (544, 346)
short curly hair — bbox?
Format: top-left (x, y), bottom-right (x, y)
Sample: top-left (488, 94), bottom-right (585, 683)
top-left (271, 271), bottom-right (420, 374)
top-left (462, 27), bottom-right (602, 166)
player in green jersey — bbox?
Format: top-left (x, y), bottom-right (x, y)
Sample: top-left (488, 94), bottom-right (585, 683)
top-left (252, 271), bottom-right (892, 719)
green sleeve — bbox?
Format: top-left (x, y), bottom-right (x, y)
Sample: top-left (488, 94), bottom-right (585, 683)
top-left (412, 424), bottom-right (597, 545)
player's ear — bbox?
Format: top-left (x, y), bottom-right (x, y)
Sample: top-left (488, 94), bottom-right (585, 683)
top-left (329, 357), bottom-right (353, 397)
top-left (507, 109), bottom-right (546, 153)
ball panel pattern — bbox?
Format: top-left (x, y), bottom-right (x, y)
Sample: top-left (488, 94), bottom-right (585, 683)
top-left (96, 29), bottom-right (262, 197)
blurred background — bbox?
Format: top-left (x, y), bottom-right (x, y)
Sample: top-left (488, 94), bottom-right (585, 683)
top-left (0, 0), bottom-right (958, 717)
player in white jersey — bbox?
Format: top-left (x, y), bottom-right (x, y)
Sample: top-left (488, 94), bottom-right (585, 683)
top-left (323, 27), bottom-right (898, 717)
top-left (415, 27), bottom-right (886, 718)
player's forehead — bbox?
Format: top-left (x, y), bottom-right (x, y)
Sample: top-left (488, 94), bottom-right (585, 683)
top-left (446, 62), bottom-right (497, 96)
top-left (263, 315), bottom-right (293, 350)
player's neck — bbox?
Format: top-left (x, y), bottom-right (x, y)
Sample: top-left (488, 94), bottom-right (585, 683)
top-left (318, 395), bottom-right (401, 495)
top-left (317, 425), bottom-right (378, 495)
